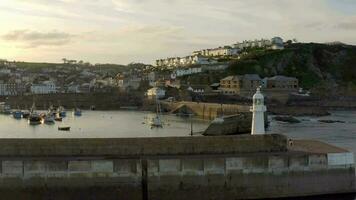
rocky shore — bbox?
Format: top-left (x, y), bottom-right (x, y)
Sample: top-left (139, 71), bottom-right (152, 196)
top-left (268, 105), bottom-right (330, 116)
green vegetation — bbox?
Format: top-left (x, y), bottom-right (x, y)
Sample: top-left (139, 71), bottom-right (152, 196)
top-left (227, 43), bottom-right (356, 89)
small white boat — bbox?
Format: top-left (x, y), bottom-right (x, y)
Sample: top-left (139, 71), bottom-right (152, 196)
top-left (149, 98), bottom-right (163, 128)
top-left (150, 115), bottom-right (163, 128)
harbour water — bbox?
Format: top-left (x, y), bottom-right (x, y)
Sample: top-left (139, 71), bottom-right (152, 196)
top-left (0, 111), bottom-right (210, 138)
top-left (0, 110), bottom-right (355, 153)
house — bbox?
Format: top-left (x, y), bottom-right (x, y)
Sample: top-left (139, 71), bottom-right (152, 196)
top-left (219, 74), bottom-right (262, 96)
top-left (116, 74), bottom-right (142, 91)
top-left (233, 37), bottom-right (284, 50)
top-left (156, 55), bottom-right (215, 68)
top-left (187, 85), bottom-right (212, 95)
top-left (265, 76), bottom-right (298, 89)
top-left (174, 67), bottom-right (202, 77)
top-left (146, 87), bottom-right (166, 99)
top-left (193, 46), bottom-right (240, 57)
top-left (271, 37), bottom-right (284, 50)
top-left (30, 81), bottom-right (57, 94)
top-left (0, 83), bottom-right (26, 96)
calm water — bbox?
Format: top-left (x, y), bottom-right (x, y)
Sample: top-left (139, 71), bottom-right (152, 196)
top-left (0, 110), bottom-right (355, 199)
top-left (0, 111), bottom-right (210, 138)
top-left (269, 111), bottom-right (356, 162)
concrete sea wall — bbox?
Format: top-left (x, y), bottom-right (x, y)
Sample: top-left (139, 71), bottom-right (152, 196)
top-left (0, 153), bottom-right (354, 199)
top-left (0, 135), bottom-right (354, 200)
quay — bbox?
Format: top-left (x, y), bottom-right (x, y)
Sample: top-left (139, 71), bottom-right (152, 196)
top-left (0, 135), bottom-right (354, 200)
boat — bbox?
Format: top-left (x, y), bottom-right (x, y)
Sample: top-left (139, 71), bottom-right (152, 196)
top-left (58, 126), bottom-right (70, 131)
top-left (0, 102), bottom-right (11, 115)
top-left (28, 103), bottom-right (42, 125)
top-left (149, 98), bottom-right (163, 128)
top-left (73, 108), bottom-right (82, 116)
top-left (22, 110), bottom-right (30, 119)
top-left (150, 115), bottom-right (163, 128)
top-left (54, 113), bottom-right (63, 122)
top-left (28, 113), bottom-right (42, 125)
top-left (90, 105), bottom-right (96, 110)
top-left (12, 110), bottom-right (23, 119)
top-left (57, 106), bottom-right (66, 117)
top-left (42, 110), bottom-right (55, 124)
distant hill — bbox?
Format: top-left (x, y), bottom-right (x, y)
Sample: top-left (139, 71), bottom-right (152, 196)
top-left (227, 43), bottom-right (356, 93)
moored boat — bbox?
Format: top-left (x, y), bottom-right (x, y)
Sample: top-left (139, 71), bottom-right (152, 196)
top-left (22, 110), bottom-right (30, 119)
top-left (58, 126), bottom-right (70, 131)
top-left (149, 98), bottom-right (163, 128)
top-left (28, 113), bottom-right (42, 125)
top-left (28, 103), bottom-right (41, 125)
top-left (57, 106), bottom-right (66, 117)
top-left (42, 110), bottom-right (55, 124)
top-left (73, 108), bottom-right (82, 116)
top-left (54, 113), bottom-right (63, 122)
top-left (150, 115), bottom-right (163, 128)
top-left (12, 110), bottom-right (23, 119)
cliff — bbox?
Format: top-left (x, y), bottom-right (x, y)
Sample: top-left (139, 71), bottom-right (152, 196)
top-left (227, 43), bottom-right (356, 95)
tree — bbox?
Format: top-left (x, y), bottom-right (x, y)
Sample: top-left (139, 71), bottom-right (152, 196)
top-left (62, 58), bottom-right (67, 64)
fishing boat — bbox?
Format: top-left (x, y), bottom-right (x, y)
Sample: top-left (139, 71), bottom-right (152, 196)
top-left (57, 106), bottom-right (66, 117)
top-left (58, 126), bottom-right (70, 131)
top-left (42, 110), bottom-right (55, 124)
top-left (73, 108), bottom-right (82, 116)
top-left (28, 103), bottom-right (42, 125)
top-left (54, 113), bottom-right (63, 122)
top-left (28, 113), bottom-right (42, 125)
top-left (12, 110), bottom-right (23, 119)
top-left (22, 110), bottom-right (30, 119)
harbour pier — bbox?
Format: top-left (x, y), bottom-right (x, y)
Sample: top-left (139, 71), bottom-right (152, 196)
top-left (0, 135), bottom-right (354, 199)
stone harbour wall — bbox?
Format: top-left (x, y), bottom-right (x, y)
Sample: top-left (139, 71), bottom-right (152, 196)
top-left (0, 153), bottom-right (354, 200)
top-left (0, 134), bottom-right (287, 157)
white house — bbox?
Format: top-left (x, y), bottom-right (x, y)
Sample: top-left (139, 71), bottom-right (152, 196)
top-left (271, 37), bottom-right (284, 50)
top-left (31, 81), bottom-right (56, 94)
top-left (174, 67), bottom-right (202, 77)
top-left (146, 87), bottom-right (166, 99)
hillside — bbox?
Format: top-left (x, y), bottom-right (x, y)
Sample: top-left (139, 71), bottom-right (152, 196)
top-left (227, 43), bottom-right (356, 94)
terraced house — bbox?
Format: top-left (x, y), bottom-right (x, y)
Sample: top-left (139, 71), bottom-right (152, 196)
top-left (219, 74), bottom-right (298, 100)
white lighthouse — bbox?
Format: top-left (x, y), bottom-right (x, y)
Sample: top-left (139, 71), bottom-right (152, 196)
top-left (250, 87), bottom-right (267, 135)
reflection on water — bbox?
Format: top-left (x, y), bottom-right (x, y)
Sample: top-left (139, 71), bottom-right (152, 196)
top-left (0, 111), bottom-right (209, 138)
top-left (268, 111), bottom-right (356, 162)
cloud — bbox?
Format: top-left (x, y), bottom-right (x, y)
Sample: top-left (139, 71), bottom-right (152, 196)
top-left (336, 21), bottom-right (356, 30)
top-left (2, 30), bottom-right (76, 48)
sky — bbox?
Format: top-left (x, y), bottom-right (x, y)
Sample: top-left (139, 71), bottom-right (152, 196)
top-left (0, 0), bottom-right (355, 65)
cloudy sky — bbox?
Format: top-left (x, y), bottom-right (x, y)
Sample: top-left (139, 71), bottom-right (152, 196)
top-left (0, 0), bottom-right (355, 64)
